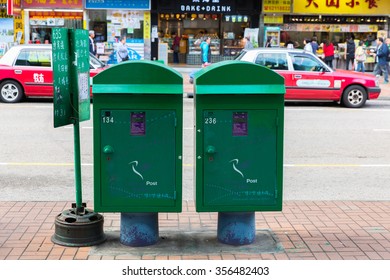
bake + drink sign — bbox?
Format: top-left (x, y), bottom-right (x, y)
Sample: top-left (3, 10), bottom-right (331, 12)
top-left (179, 0), bottom-right (236, 14)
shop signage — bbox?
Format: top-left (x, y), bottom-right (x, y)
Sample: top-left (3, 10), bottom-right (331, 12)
top-left (263, 0), bottom-right (291, 13)
top-left (281, 23), bottom-right (378, 33)
top-left (293, 0), bottom-right (390, 15)
top-left (178, 0), bottom-right (236, 14)
top-left (264, 15), bottom-right (284, 24)
top-left (85, 0), bottom-right (150, 10)
top-left (22, 0), bottom-right (83, 9)
top-left (6, 0), bottom-right (21, 16)
top-left (29, 11), bottom-right (83, 19)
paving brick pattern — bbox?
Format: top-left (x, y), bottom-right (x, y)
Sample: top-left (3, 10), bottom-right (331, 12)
top-left (1, 200), bottom-right (390, 260)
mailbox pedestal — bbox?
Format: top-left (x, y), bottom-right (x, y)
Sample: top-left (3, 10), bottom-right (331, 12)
top-left (92, 61), bottom-right (183, 246)
top-left (194, 61), bottom-right (285, 245)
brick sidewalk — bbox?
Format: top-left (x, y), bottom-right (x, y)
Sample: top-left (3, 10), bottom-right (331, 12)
top-left (1, 200), bottom-right (389, 260)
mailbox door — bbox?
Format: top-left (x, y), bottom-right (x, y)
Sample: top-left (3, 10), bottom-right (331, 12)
top-left (202, 109), bottom-right (279, 207)
top-left (100, 109), bottom-right (177, 210)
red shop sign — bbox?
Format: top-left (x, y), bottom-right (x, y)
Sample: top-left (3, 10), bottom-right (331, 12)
top-left (22, 0), bottom-right (82, 9)
top-left (7, 0), bottom-right (21, 16)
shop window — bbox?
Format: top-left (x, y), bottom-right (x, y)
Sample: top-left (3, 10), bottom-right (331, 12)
top-left (254, 53), bottom-right (288, 70)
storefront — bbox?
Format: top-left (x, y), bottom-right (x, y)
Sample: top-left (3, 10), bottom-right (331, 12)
top-left (262, 0), bottom-right (390, 70)
top-left (28, 11), bottom-right (83, 43)
top-left (155, 0), bottom-right (260, 65)
top-left (85, 0), bottom-right (151, 64)
top-left (22, 0), bottom-right (83, 44)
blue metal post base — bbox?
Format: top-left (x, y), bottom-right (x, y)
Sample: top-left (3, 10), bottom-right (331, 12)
top-left (120, 213), bottom-right (159, 247)
top-left (217, 212), bottom-right (256, 245)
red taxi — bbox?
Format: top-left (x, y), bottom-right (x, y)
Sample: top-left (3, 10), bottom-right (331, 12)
top-left (0, 44), bottom-right (107, 103)
top-left (236, 48), bottom-right (381, 108)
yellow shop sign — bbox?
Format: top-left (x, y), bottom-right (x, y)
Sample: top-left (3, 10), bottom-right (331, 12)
top-left (293, 0), bottom-right (390, 15)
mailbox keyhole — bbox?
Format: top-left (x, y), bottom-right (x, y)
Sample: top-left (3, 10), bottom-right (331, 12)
top-left (209, 156), bottom-right (214, 161)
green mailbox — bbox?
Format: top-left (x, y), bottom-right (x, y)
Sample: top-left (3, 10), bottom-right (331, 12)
top-left (194, 60), bottom-right (285, 213)
top-left (92, 61), bottom-right (183, 213)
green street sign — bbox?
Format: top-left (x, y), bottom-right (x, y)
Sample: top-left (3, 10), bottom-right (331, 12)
top-left (52, 28), bottom-right (90, 128)
top-left (52, 28), bottom-right (72, 128)
top-left (70, 29), bottom-right (90, 122)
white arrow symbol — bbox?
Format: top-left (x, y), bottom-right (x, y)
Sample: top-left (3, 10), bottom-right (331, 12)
top-left (129, 161), bottom-right (144, 180)
top-left (229, 159), bottom-right (245, 178)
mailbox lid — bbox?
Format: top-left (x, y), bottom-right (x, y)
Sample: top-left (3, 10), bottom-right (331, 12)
top-left (93, 60), bottom-right (183, 95)
top-left (194, 60), bottom-right (285, 95)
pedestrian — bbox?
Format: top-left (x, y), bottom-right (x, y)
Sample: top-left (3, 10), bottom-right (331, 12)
top-left (89, 30), bottom-right (96, 56)
top-left (385, 37), bottom-right (390, 75)
top-left (322, 39), bottom-right (335, 69)
top-left (243, 36), bottom-right (253, 49)
top-left (171, 32), bottom-right (180, 64)
top-left (303, 38), bottom-right (313, 53)
top-left (311, 37), bottom-right (319, 55)
top-left (345, 35), bottom-right (355, 70)
top-left (116, 36), bottom-right (129, 63)
top-left (265, 36), bottom-right (272, 48)
top-left (373, 37), bottom-right (389, 84)
top-left (355, 40), bottom-right (366, 73)
top-left (244, 36), bottom-right (253, 49)
top-left (200, 36), bottom-right (211, 67)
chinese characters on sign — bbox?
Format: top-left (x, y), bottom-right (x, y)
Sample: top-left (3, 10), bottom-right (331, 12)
top-left (263, 0), bottom-right (291, 13)
top-left (294, 0), bottom-right (387, 14)
top-left (305, 0), bottom-right (378, 9)
top-left (70, 29), bottom-right (91, 122)
top-left (52, 28), bottom-right (72, 128)
top-left (22, 0), bottom-right (82, 9)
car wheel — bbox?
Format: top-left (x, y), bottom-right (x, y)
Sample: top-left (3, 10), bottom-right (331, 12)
top-left (0, 80), bottom-right (24, 103)
top-left (342, 85), bottom-right (367, 108)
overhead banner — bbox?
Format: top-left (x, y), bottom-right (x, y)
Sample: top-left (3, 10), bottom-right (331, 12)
top-left (293, 0), bottom-right (390, 15)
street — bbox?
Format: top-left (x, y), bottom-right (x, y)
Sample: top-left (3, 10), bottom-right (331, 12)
top-left (1, 96), bottom-right (389, 202)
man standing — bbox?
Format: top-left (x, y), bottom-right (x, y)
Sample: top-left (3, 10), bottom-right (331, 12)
top-left (345, 35), bottom-right (355, 70)
top-left (89, 30), bottom-right (96, 56)
top-left (311, 37), bottom-right (319, 55)
top-left (374, 37), bottom-right (389, 84)
top-left (200, 36), bottom-right (211, 67)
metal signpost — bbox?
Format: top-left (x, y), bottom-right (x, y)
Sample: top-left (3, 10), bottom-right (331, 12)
top-left (51, 28), bottom-right (105, 247)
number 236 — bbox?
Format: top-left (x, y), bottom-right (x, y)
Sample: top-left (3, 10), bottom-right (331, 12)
top-left (204, 117), bottom-right (216, 124)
